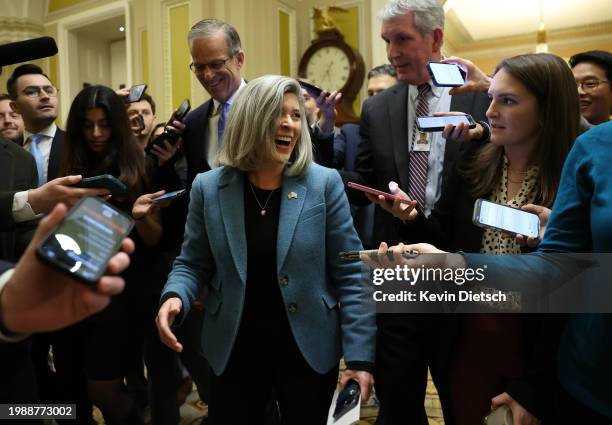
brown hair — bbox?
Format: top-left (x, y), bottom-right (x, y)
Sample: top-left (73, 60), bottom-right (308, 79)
top-left (461, 53), bottom-right (580, 207)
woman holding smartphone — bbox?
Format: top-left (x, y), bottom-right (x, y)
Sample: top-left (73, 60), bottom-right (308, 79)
top-left (60, 85), bottom-right (158, 424)
top-left (156, 75), bottom-right (375, 425)
top-left (367, 53), bottom-right (580, 425)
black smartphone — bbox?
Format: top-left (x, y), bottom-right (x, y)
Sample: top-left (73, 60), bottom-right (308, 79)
top-left (130, 114), bottom-right (145, 132)
top-left (333, 379), bottom-right (361, 421)
top-left (472, 199), bottom-right (540, 238)
top-left (427, 62), bottom-right (466, 87)
top-left (298, 79), bottom-right (324, 98)
top-left (36, 196), bottom-right (134, 285)
top-left (73, 174), bottom-right (128, 197)
top-left (126, 84), bottom-right (147, 103)
top-left (151, 189), bottom-right (187, 204)
top-left (416, 114), bottom-right (476, 132)
top-left (148, 99), bottom-right (191, 152)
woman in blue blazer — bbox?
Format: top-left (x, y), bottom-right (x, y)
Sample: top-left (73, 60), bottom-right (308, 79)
top-left (157, 75), bottom-right (375, 424)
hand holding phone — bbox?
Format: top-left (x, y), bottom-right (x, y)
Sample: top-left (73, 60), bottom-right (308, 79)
top-left (73, 174), bottom-right (128, 197)
top-left (427, 62), bottom-right (466, 87)
top-left (126, 84), bottom-right (147, 103)
top-left (417, 114), bottom-right (476, 132)
top-left (298, 79), bottom-right (324, 98)
top-left (472, 199), bottom-right (540, 238)
top-left (36, 197), bottom-right (134, 285)
top-left (148, 99), bottom-right (191, 152)
top-left (483, 405), bottom-right (513, 425)
top-left (333, 380), bottom-right (361, 421)
top-left (152, 189), bottom-right (186, 204)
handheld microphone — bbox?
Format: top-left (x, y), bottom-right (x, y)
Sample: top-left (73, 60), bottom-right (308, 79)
top-left (0, 36), bottom-right (58, 67)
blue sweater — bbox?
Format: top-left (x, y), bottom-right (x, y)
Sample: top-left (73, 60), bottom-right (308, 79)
top-left (467, 121), bottom-right (612, 418)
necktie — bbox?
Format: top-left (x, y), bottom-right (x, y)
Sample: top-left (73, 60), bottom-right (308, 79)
top-left (217, 102), bottom-right (229, 145)
top-left (29, 134), bottom-right (46, 187)
top-left (408, 84), bottom-right (431, 211)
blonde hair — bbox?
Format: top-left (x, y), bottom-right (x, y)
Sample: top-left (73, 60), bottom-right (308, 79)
top-left (218, 75), bottom-right (312, 176)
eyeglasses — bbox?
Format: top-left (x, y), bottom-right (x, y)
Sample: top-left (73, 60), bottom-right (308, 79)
top-left (189, 56), bottom-right (233, 74)
top-left (20, 85), bottom-right (58, 98)
top-left (576, 79), bottom-right (610, 91)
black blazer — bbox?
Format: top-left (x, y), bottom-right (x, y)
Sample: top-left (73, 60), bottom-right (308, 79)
top-left (0, 138), bottom-right (39, 261)
top-left (47, 128), bottom-right (64, 182)
top-left (342, 83), bottom-right (490, 247)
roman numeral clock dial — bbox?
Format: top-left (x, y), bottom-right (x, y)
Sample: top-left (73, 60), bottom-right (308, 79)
top-left (305, 46), bottom-right (350, 92)
top-left (298, 28), bottom-right (365, 124)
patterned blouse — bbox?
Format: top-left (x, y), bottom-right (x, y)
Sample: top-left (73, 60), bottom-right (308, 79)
top-left (480, 156), bottom-right (539, 255)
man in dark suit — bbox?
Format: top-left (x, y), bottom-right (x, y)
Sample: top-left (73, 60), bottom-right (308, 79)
top-left (0, 93), bottom-right (24, 145)
top-left (341, 1), bottom-right (490, 424)
top-left (7, 64), bottom-right (64, 187)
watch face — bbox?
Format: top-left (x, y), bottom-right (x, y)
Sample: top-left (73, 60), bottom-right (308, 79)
top-left (305, 46), bottom-right (350, 92)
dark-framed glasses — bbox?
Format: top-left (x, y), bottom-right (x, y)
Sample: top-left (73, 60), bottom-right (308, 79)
top-left (189, 56), bottom-right (233, 74)
top-left (576, 79), bottom-right (610, 91)
top-left (21, 85), bottom-right (58, 98)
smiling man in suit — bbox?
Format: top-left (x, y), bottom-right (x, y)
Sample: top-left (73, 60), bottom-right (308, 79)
top-left (341, 1), bottom-right (490, 424)
top-left (7, 64), bottom-right (64, 187)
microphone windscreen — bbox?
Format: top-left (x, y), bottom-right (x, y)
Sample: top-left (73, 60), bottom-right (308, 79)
top-left (0, 36), bottom-right (58, 67)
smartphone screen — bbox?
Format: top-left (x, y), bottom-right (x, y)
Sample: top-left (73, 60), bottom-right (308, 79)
top-left (417, 115), bottom-right (474, 132)
top-left (428, 62), bottom-right (465, 87)
top-left (37, 197), bottom-right (134, 284)
top-left (126, 84), bottom-right (147, 103)
top-left (475, 199), bottom-right (539, 238)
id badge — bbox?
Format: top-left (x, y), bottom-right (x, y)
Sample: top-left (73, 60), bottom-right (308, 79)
top-left (413, 132), bottom-right (431, 152)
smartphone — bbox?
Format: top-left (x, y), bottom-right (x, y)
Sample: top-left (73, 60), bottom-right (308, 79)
top-left (298, 79), bottom-right (324, 98)
top-left (347, 182), bottom-right (405, 203)
top-left (483, 405), bottom-right (513, 425)
top-left (36, 196), bottom-right (134, 285)
top-left (126, 84), bottom-right (147, 103)
top-left (472, 199), bottom-right (540, 238)
top-left (149, 99), bottom-right (191, 151)
top-left (333, 380), bottom-right (360, 421)
top-left (417, 114), bottom-right (476, 132)
top-left (427, 62), bottom-right (466, 87)
top-left (151, 189), bottom-right (186, 204)
top-left (130, 114), bottom-right (145, 132)
top-left (73, 174), bottom-right (128, 197)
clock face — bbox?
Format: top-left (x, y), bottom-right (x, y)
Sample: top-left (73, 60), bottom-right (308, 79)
top-left (305, 46), bottom-right (351, 92)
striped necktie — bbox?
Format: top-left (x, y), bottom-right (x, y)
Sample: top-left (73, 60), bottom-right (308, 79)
top-left (217, 102), bottom-right (229, 145)
top-left (408, 84), bottom-right (431, 211)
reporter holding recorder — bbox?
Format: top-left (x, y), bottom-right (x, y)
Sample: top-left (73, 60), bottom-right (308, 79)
top-left (367, 53), bottom-right (580, 425)
top-left (157, 75), bottom-right (375, 425)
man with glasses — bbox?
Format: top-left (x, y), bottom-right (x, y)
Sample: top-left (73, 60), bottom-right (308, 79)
top-left (570, 50), bottom-right (612, 126)
top-left (7, 64), bottom-right (63, 186)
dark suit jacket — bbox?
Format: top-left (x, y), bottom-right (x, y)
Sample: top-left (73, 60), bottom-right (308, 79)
top-left (342, 82), bottom-right (490, 247)
top-left (182, 99), bottom-right (335, 188)
top-left (47, 128), bottom-right (64, 182)
top-left (0, 138), bottom-right (39, 261)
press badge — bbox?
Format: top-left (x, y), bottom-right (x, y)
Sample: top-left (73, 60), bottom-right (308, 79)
top-left (413, 132), bottom-right (431, 152)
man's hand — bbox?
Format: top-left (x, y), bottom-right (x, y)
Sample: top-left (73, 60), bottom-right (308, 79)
top-left (156, 297), bottom-right (183, 352)
top-left (339, 369), bottom-right (374, 402)
top-left (0, 203), bottom-right (134, 333)
top-left (316, 90), bottom-right (342, 134)
top-left (28, 175), bottom-right (111, 215)
top-left (515, 204), bottom-right (551, 248)
top-left (443, 56), bottom-right (492, 95)
top-left (491, 392), bottom-right (541, 425)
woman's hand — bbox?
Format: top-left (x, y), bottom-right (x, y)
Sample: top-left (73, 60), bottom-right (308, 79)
top-left (339, 369), bottom-right (374, 402)
top-left (132, 190), bottom-right (168, 220)
top-left (433, 111), bottom-right (485, 142)
top-left (316, 90), bottom-right (342, 134)
top-left (515, 204), bottom-right (551, 248)
top-left (365, 181), bottom-right (418, 222)
top-left (156, 297), bottom-right (184, 352)
top-left (150, 140), bottom-right (181, 168)
top-left (491, 392), bottom-right (541, 425)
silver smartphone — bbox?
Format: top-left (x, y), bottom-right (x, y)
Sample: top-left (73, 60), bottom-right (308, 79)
top-left (472, 199), bottom-right (540, 238)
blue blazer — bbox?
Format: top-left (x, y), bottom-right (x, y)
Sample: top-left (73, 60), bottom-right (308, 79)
top-left (162, 163), bottom-right (376, 375)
